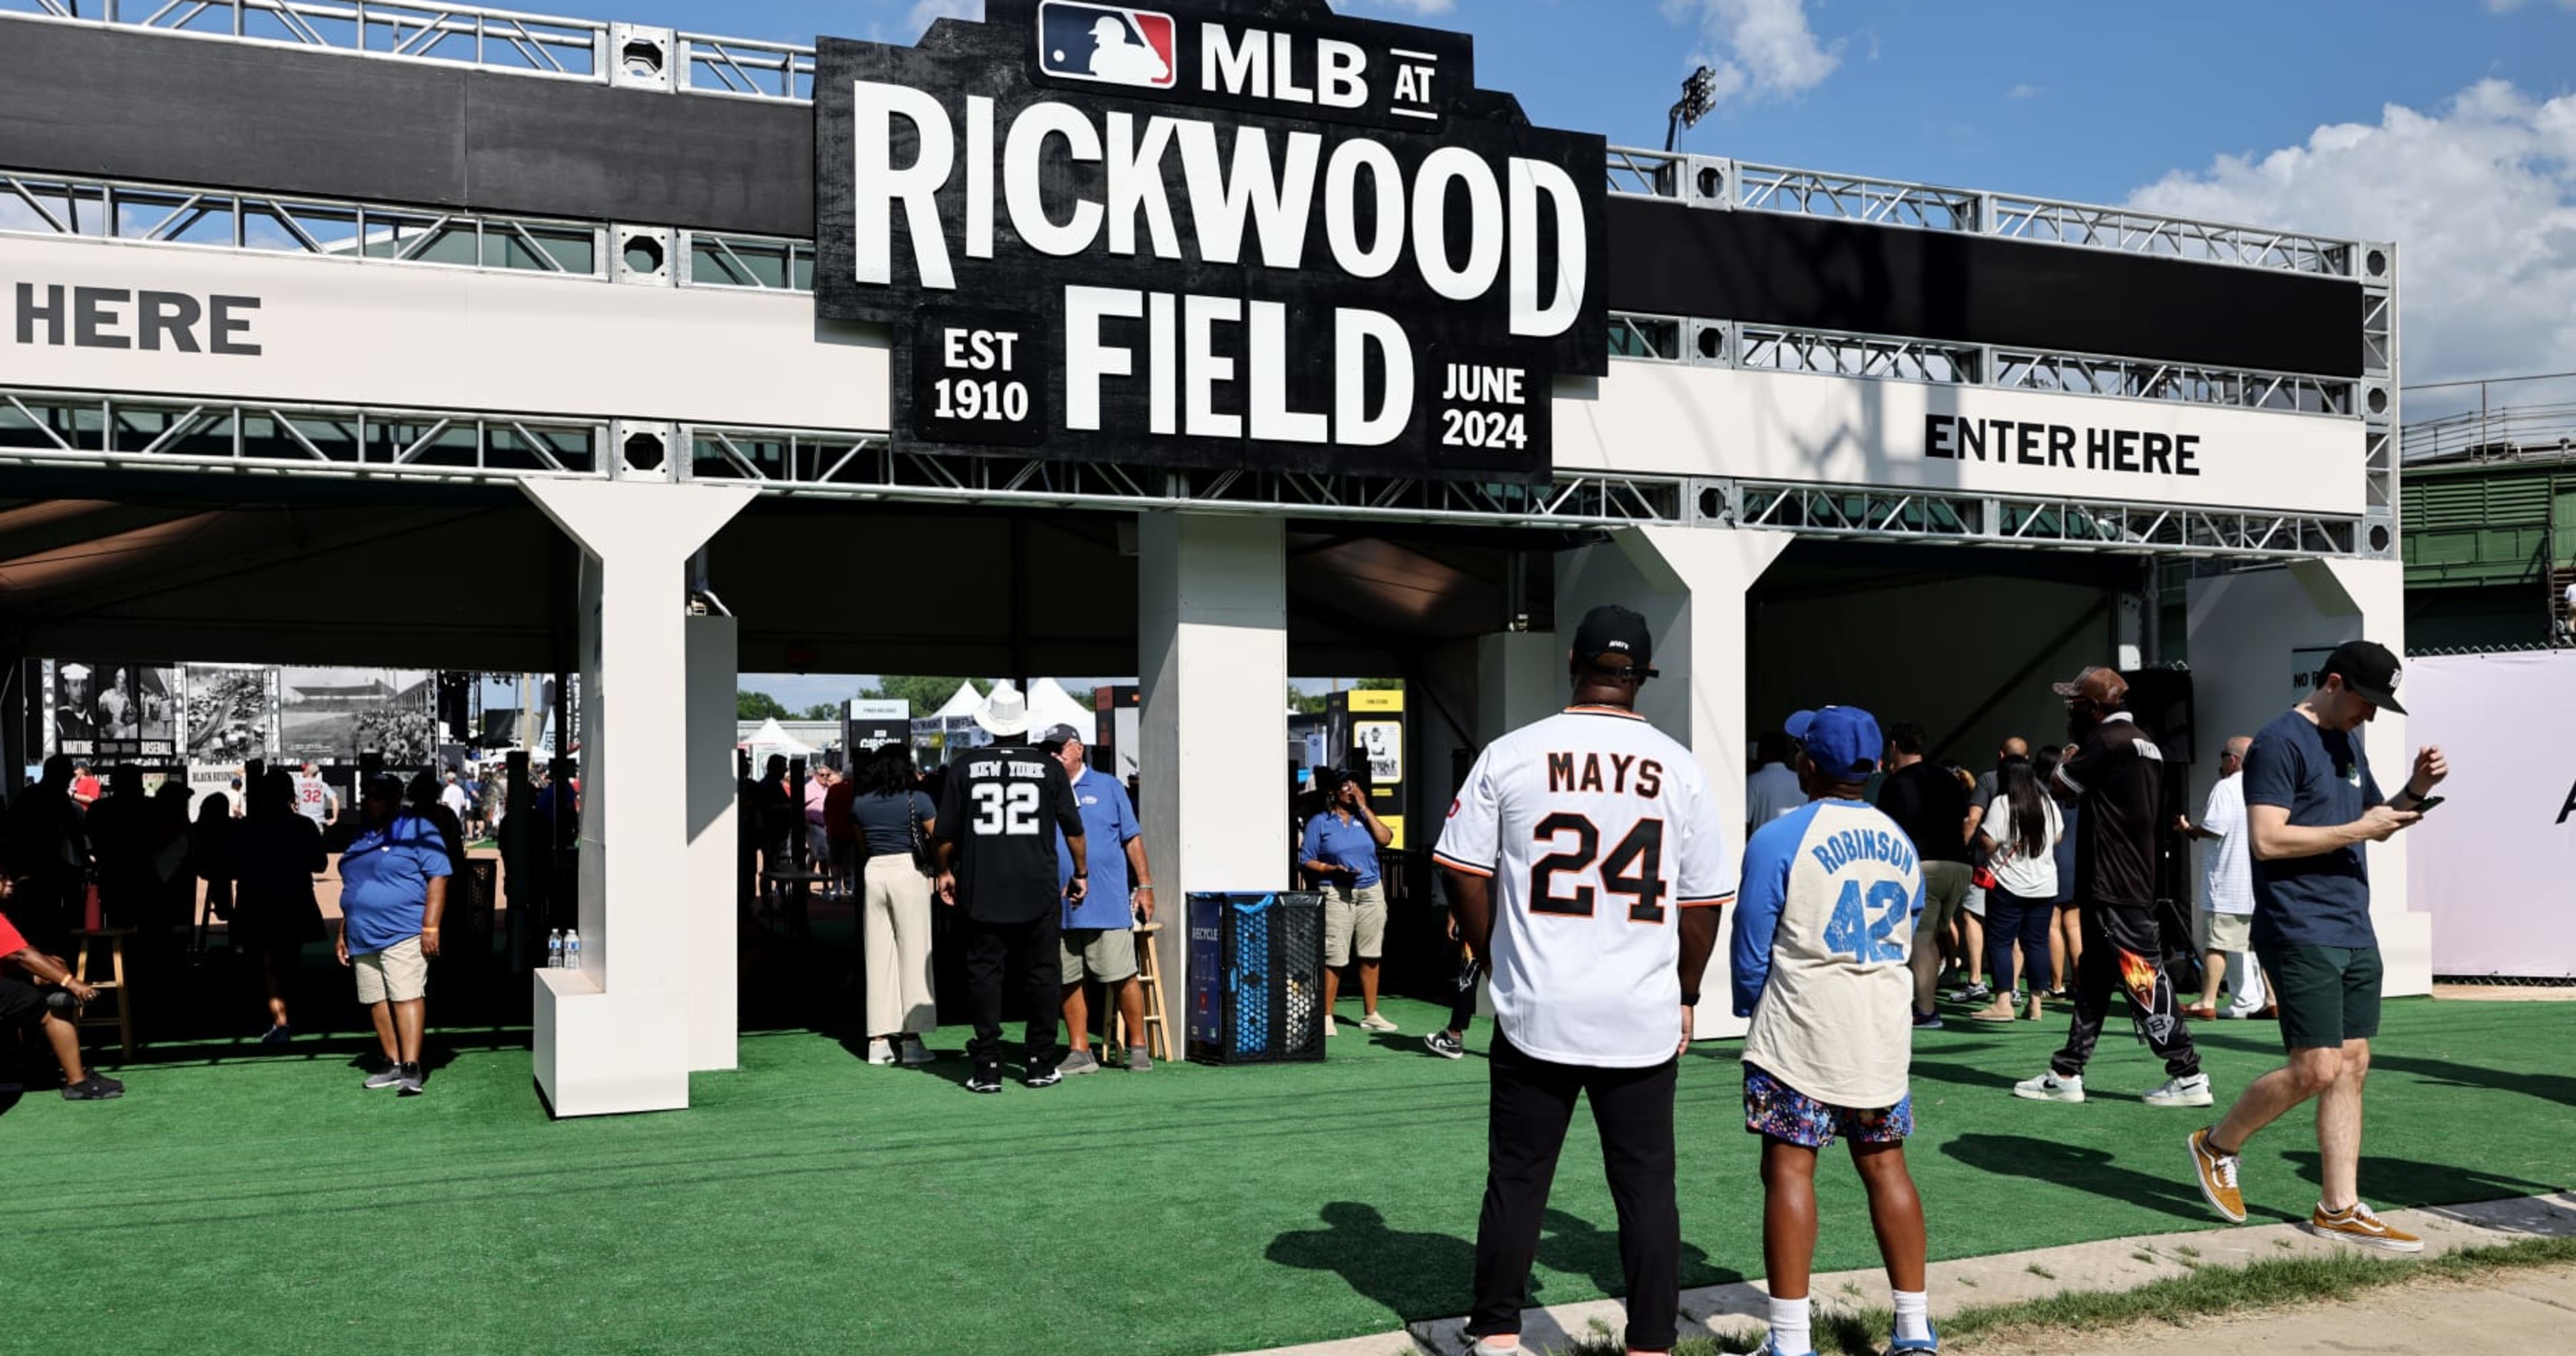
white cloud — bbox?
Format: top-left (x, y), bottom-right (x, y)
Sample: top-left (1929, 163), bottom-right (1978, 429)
top-left (1337, 0), bottom-right (1458, 15)
top-left (1657, 0), bottom-right (1840, 106)
top-left (2483, 0), bottom-right (2576, 12)
top-left (2007, 83), bottom-right (2042, 100)
top-left (2127, 80), bottom-right (2576, 385)
top-left (906, 0), bottom-right (980, 39)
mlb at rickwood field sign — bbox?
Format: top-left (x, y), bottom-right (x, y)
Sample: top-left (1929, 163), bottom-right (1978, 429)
top-left (814, 0), bottom-right (1609, 481)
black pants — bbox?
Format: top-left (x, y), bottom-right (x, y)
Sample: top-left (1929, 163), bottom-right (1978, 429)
top-left (2051, 901), bottom-right (2200, 1080)
top-left (963, 911), bottom-right (1062, 1071)
top-left (1470, 1034), bottom-right (1680, 1352)
top-left (1448, 951), bottom-right (1483, 1033)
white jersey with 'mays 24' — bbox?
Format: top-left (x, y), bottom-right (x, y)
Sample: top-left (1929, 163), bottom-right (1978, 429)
top-left (1433, 706), bottom-right (1729, 1067)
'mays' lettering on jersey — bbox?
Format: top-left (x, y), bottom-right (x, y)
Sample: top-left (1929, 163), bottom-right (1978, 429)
top-left (935, 745), bottom-right (1085, 923)
top-left (1432, 706), bottom-right (1726, 1068)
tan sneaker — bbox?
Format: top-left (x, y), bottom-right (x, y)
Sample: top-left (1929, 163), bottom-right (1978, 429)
top-left (2188, 1128), bottom-right (2247, 1223)
top-left (2307, 1202), bottom-right (2422, 1252)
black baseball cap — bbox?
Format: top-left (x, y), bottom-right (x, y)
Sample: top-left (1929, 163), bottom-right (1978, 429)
top-left (1571, 604), bottom-right (1656, 677)
top-left (1039, 723), bottom-right (1083, 749)
top-left (2320, 639), bottom-right (2407, 714)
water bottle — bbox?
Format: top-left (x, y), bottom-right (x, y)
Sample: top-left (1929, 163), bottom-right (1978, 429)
top-left (547, 930), bottom-right (564, 969)
top-left (563, 928), bottom-right (582, 974)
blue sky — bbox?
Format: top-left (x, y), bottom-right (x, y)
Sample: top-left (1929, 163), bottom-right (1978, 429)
top-left (551, 0), bottom-right (2575, 207)
top-left (542, 0), bottom-right (2576, 709)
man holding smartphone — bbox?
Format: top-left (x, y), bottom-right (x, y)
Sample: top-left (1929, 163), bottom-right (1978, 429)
top-left (2188, 639), bottom-right (2447, 1251)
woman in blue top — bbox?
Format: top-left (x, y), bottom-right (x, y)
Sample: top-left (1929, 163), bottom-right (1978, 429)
top-left (847, 744), bottom-right (940, 1066)
top-left (335, 775), bottom-right (451, 1096)
top-left (1300, 767), bottom-right (1395, 1035)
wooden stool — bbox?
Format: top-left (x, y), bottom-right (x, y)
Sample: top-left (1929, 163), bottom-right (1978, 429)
top-left (1108, 921), bottom-right (1173, 1062)
top-left (70, 926), bottom-right (135, 1064)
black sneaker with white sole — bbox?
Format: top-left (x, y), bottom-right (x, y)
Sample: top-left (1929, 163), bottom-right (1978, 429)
top-left (1425, 1030), bottom-right (1466, 1060)
top-left (1022, 1064), bottom-right (1062, 1088)
top-left (363, 1064), bottom-right (406, 1090)
top-left (965, 1064), bottom-right (1003, 1094)
top-left (397, 1062), bottom-right (426, 1096)
top-left (61, 1074), bottom-right (125, 1100)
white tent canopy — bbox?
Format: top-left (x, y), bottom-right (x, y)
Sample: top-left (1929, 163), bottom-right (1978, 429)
top-left (927, 681), bottom-right (982, 719)
top-left (1024, 677), bottom-right (1097, 744)
top-left (740, 716), bottom-right (815, 759)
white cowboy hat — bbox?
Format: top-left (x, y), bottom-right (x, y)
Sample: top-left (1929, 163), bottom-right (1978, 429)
top-left (971, 679), bottom-right (1031, 738)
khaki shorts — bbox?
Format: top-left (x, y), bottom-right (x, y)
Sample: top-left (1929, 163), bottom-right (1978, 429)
top-left (2199, 909), bottom-right (2253, 953)
top-left (1324, 883), bottom-right (1388, 966)
top-left (1060, 925), bottom-right (1139, 984)
top-left (353, 935), bottom-right (428, 1004)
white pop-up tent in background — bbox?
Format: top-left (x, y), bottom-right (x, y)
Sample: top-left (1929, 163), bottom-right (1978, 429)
top-left (2404, 649), bottom-right (2576, 980)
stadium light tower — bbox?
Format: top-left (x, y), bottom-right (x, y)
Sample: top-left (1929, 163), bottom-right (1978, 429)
top-left (1666, 65), bottom-right (1716, 152)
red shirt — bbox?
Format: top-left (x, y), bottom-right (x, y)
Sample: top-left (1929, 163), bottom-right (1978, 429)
top-left (71, 775), bottom-right (102, 804)
top-left (0, 909), bottom-right (28, 955)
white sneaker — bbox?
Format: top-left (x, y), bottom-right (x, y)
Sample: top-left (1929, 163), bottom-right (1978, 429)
top-left (1359, 1012), bottom-right (1400, 1033)
top-left (866, 1037), bottom-right (895, 1066)
top-left (2144, 1073), bottom-right (2215, 1107)
top-left (2013, 1070), bottom-right (2085, 1103)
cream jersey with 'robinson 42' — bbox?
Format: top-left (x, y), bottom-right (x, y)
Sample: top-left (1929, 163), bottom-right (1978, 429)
top-left (1432, 706), bottom-right (1730, 1068)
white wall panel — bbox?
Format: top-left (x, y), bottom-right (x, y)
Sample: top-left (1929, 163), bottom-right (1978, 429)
top-left (1552, 363), bottom-right (2364, 517)
top-left (0, 233), bottom-right (890, 430)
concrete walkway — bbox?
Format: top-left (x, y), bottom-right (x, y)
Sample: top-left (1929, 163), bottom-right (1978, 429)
top-left (1236, 1191), bottom-right (2576, 1356)
top-left (1969, 1263), bottom-right (2576, 1355)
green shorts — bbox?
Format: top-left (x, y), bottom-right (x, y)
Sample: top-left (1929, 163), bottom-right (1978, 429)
top-left (1060, 926), bottom-right (1139, 984)
top-left (2255, 943), bottom-right (2382, 1051)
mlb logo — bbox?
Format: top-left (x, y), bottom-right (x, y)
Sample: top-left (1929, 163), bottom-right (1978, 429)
top-left (1037, 1), bottom-right (1177, 89)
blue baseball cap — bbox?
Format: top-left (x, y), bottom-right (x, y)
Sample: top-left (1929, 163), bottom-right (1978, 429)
top-left (1793, 706), bottom-right (1883, 779)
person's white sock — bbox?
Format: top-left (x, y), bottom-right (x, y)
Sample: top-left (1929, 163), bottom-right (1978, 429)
top-left (1892, 1289), bottom-right (1931, 1343)
top-left (1767, 1294), bottom-right (1811, 1355)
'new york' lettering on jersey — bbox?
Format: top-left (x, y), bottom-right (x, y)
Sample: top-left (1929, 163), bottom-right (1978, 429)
top-left (1432, 706), bottom-right (1727, 1067)
top-left (1731, 799), bottom-right (1926, 1109)
top-left (935, 744), bottom-right (1086, 923)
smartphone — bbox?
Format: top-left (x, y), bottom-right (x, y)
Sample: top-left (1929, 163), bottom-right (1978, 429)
top-left (2411, 795), bottom-right (2445, 814)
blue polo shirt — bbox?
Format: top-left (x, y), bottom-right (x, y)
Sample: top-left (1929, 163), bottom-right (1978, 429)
top-left (2244, 708), bottom-right (2383, 950)
top-left (1302, 810), bottom-right (1382, 888)
top-left (338, 812), bottom-right (452, 955)
top-left (1055, 768), bottom-right (1142, 929)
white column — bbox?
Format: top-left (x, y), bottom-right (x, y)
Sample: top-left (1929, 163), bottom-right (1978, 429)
top-left (1474, 632), bottom-right (1561, 744)
top-left (2183, 557), bottom-right (2426, 995)
top-left (685, 613), bottom-right (742, 1072)
top-left (1558, 525), bottom-right (1792, 1039)
top-left (519, 479), bottom-right (757, 1115)
top-left (1137, 513), bottom-right (1289, 1024)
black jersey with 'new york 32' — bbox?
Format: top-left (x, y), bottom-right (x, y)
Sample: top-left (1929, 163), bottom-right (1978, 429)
top-left (934, 744), bottom-right (1085, 923)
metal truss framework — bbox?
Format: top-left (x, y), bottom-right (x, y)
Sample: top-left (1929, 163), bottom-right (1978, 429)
top-left (0, 5), bottom-right (2375, 279)
top-left (5, 0), bottom-right (815, 100)
top-left (0, 170), bottom-right (606, 274)
top-left (0, 385), bottom-right (2364, 560)
top-left (1724, 481), bottom-right (2358, 559)
top-left (0, 170), bottom-right (2366, 434)
top-left (1605, 146), bottom-right (2381, 282)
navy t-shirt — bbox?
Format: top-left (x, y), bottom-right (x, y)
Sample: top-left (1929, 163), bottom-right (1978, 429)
top-left (2243, 708), bottom-right (2384, 950)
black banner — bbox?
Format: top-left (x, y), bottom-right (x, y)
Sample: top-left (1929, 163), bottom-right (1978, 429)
top-left (815, 0), bottom-right (1605, 481)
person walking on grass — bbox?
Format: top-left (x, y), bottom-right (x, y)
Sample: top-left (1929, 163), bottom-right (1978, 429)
top-left (2179, 736), bottom-right (2267, 1021)
top-left (2188, 641), bottom-right (2444, 1252)
top-left (1433, 605), bottom-right (1729, 1356)
top-left (2012, 666), bottom-right (2209, 1110)
top-left (1731, 705), bottom-right (1935, 1356)
top-left (336, 774), bottom-right (449, 1096)
top-left (1965, 756), bottom-right (2062, 1024)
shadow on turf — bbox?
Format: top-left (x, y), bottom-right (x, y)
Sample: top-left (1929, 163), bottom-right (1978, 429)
top-left (1940, 1133), bottom-right (2283, 1224)
top-left (1266, 1202), bottom-right (1739, 1322)
top-left (2278, 1150), bottom-right (2558, 1212)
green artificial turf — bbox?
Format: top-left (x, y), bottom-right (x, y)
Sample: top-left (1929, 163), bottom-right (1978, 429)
top-left (11, 997), bottom-right (2574, 1355)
